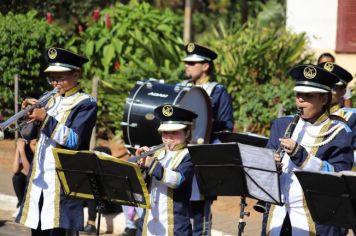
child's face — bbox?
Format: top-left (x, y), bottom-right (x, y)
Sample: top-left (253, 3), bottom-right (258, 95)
top-left (161, 130), bottom-right (187, 149)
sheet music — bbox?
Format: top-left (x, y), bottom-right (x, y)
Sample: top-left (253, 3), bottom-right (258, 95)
top-left (238, 143), bottom-right (282, 204)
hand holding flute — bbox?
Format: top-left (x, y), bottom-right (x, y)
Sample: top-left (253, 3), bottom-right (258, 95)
top-left (135, 146), bottom-right (156, 168)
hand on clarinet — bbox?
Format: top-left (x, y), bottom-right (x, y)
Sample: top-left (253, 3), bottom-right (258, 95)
top-left (21, 98), bottom-right (38, 109)
top-left (279, 138), bottom-right (297, 155)
top-left (22, 98), bottom-right (47, 123)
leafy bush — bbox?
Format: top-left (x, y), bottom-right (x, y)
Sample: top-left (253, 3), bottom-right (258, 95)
top-left (0, 11), bottom-right (65, 118)
top-left (75, 2), bottom-right (185, 136)
top-left (199, 20), bottom-right (313, 135)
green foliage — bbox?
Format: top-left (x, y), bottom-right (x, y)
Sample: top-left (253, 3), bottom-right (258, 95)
top-left (199, 20), bottom-right (313, 135)
top-left (0, 0), bottom-right (115, 23)
top-left (0, 1), bottom-right (314, 138)
top-left (0, 11), bottom-right (65, 118)
top-left (77, 2), bottom-right (185, 135)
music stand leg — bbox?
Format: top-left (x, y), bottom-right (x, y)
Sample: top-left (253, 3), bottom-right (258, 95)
top-left (96, 203), bottom-right (105, 236)
top-left (238, 196), bottom-right (250, 236)
top-left (87, 173), bottom-right (106, 236)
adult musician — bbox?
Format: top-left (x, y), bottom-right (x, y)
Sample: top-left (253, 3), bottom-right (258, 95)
top-left (318, 62), bottom-right (356, 171)
top-left (16, 47), bottom-right (98, 236)
top-left (181, 42), bottom-right (234, 236)
top-left (262, 65), bottom-right (353, 236)
top-left (135, 104), bottom-right (196, 236)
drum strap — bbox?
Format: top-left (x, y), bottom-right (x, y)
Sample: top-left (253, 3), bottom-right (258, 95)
top-left (180, 80), bottom-right (218, 97)
top-left (201, 82), bottom-right (218, 96)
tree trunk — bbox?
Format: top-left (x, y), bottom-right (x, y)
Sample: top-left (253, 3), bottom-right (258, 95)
top-left (183, 0), bottom-right (193, 44)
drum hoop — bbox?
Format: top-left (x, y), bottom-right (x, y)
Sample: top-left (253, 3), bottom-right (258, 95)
top-left (173, 87), bottom-right (186, 105)
top-left (126, 82), bottom-right (147, 147)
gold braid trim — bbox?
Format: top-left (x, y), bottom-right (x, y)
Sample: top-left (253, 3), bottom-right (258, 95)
top-left (302, 123), bottom-right (344, 148)
top-left (266, 204), bottom-right (276, 236)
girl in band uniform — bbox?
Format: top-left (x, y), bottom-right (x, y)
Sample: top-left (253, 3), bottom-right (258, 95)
top-left (262, 64), bottom-right (353, 236)
top-left (135, 104), bottom-right (196, 236)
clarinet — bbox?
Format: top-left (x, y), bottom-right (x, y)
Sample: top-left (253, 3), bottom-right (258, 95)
top-left (253, 108), bottom-right (302, 213)
top-left (0, 88), bottom-right (58, 132)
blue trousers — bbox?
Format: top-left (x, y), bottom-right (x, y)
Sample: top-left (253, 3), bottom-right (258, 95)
top-left (190, 200), bottom-right (212, 236)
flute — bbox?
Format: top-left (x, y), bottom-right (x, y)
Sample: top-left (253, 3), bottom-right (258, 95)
top-left (127, 143), bottom-right (165, 163)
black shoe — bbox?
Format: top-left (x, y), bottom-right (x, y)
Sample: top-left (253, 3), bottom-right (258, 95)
top-left (119, 227), bottom-right (137, 236)
top-left (83, 224), bottom-right (96, 234)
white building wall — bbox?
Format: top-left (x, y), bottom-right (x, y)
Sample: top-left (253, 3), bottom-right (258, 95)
top-left (286, 0), bottom-right (338, 50)
top-left (286, 0), bottom-right (356, 82)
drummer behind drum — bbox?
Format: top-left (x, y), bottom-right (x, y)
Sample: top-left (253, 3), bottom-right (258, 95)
top-left (181, 43), bottom-right (235, 236)
top-left (181, 43), bottom-right (234, 142)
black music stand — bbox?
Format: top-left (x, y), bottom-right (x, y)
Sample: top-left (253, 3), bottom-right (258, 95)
top-left (52, 148), bottom-right (150, 236)
top-left (188, 142), bottom-right (281, 236)
top-left (215, 131), bottom-right (269, 147)
top-left (295, 170), bottom-right (356, 229)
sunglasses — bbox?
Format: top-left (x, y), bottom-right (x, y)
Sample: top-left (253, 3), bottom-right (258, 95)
top-left (184, 61), bottom-right (202, 66)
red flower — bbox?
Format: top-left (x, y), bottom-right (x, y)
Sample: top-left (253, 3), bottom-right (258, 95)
top-left (92, 9), bottom-right (100, 22)
top-left (46, 12), bottom-right (53, 24)
top-left (105, 14), bottom-right (111, 29)
top-left (78, 24), bottom-right (84, 33)
top-left (114, 61), bottom-right (120, 71)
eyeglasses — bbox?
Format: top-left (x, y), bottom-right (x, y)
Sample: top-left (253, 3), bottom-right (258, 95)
top-left (46, 75), bottom-right (69, 84)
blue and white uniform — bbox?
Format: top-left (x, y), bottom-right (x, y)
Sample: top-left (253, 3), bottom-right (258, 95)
top-left (331, 105), bottom-right (356, 170)
top-left (16, 85), bottom-right (97, 231)
top-left (137, 145), bottom-right (194, 236)
top-left (263, 112), bottom-right (353, 236)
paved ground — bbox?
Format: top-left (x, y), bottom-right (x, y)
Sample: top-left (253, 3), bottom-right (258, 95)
top-left (0, 139), bottom-right (263, 235)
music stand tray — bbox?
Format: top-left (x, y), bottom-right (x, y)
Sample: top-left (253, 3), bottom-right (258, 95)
top-left (215, 131), bottom-right (269, 147)
top-left (52, 148), bottom-right (150, 209)
top-left (295, 170), bottom-right (356, 228)
top-left (187, 142), bottom-right (282, 205)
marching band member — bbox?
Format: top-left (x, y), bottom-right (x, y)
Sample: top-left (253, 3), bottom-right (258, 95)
top-left (135, 104), bottom-right (196, 236)
top-left (182, 42), bottom-right (234, 236)
top-left (16, 47), bottom-right (98, 235)
top-left (317, 53), bottom-right (353, 108)
top-left (182, 42), bottom-right (234, 141)
top-left (262, 64), bottom-right (354, 236)
top-left (318, 62), bottom-right (356, 170)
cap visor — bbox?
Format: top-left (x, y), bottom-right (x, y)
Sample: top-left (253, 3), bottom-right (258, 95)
top-left (44, 65), bottom-right (73, 72)
top-left (158, 124), bottom-right (187, 132)
top-left (293, 86), bottom-right (329, 93)
top-left (183, 54), bottom-right (210, 62)
top-left (335, 81), bottom-right (346, 86)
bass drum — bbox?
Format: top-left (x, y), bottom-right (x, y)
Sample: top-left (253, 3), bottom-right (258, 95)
top-left (122, 79), bottom-right (212, 149)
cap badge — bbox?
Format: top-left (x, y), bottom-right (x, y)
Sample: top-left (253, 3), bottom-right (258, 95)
top-left (303, 66), bottom-right (317, 79)
top-left (162, 105), bottom-right (173, 117)
top-left (323, 62), bottom-right (334, 72)
top-left (48, 48), bottom-right (57, 59)
top-left (187, 43), bottom-right (195, 53)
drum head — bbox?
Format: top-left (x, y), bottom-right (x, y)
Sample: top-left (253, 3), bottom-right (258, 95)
top-left (179, 87), bottom-right (212, 144)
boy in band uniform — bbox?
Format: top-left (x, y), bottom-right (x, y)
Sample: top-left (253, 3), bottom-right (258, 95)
top-left (16, 48), bottom-right (98, 236)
